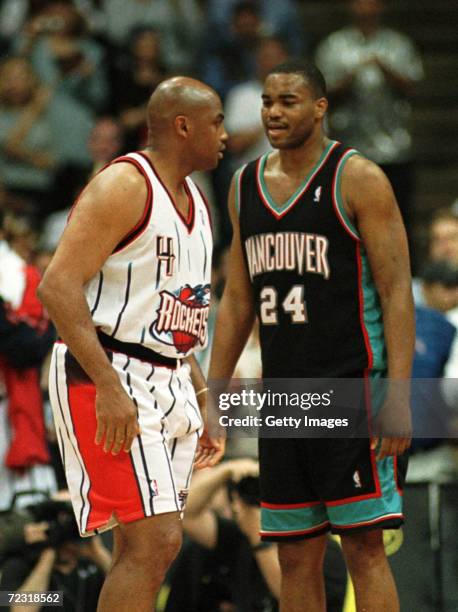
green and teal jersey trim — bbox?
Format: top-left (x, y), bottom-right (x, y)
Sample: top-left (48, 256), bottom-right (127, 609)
top-left (359, 246), bottom-right (387, 371)
top-left (332, 148), bottom-right (386, 370)
top-left (256, 140), bottom-right (340, 219)
top-left (332, 148), bottom-right (360, 241)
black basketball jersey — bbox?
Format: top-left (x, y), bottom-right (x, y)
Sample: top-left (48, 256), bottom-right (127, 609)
top-left (237, 140), bottom-right (386, 378)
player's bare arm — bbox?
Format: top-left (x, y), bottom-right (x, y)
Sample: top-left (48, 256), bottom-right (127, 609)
top-left (342, 156), bottom-right (415, 459)
top-left (208, 175), bottom-right (256, 381)
top-left (38, 163), bottom-right (148, 455)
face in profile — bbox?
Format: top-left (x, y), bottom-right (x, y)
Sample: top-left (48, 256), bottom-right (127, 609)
top-left (188, 94), bottom-right (228, 171)
top-left (261, 73), bottom-right (327, 150)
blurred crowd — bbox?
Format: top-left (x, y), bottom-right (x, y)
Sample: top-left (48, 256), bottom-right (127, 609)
top-left (0, 0), bottom-right (457, 610)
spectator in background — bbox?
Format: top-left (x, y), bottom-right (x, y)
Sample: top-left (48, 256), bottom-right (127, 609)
top-left (205, 0), bottom-right (305, 56)
top-left (428, 206), bottom-right (458, 267)
top-left (200, 1), bottom-right (266, 100)
top-left (100, 0), bottom-right (203, 73)
top-left (413, 206), bottom-right (458, 305)
top-left (0, 56), bottom-right (94, 220)
top-left (225, 36), bottom-right (288, 172)
top-left (410, 262), bottom-right (458, 451)
top-left (315, 0), bottom-right (423, 235)
top-left (111, 27), bottom-right (166, 151)
top-left (15, 1), bottom-right (109, 113)
top-left (0, 208), bottom-right (56, 512)
top-left (40, 115), bottom-right (125, 267)
top-left (53, 115), bottom-right (125, 211)
top-left (0, 56), bottom-right (57, 217)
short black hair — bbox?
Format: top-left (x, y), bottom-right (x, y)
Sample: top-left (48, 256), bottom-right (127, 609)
top-left (420, 260), bottom-right (458, 288)
top-left (267, 59), bottom-right (327, 99)
top-left (228, 475), bottom-right (260, 507)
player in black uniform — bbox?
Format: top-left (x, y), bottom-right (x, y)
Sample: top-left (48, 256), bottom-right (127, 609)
top-left (209, 61), bottom-right (414, 611)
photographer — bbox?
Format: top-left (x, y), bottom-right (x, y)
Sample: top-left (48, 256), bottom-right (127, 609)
top-left (0, 495), bottom-right (111, 612)
top-left (165, 459), bottom-right (346, 611)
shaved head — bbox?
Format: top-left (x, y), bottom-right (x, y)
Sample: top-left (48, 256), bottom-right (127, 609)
top-left (147, 76), bottom-right (219, 145)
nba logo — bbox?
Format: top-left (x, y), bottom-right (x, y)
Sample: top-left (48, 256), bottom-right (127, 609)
top-left (313, 186), bottom-right (322, 203)
top-left (150, 479), bottom-right (159, 496)
top-left (353, 470), bottom-right (362, 488)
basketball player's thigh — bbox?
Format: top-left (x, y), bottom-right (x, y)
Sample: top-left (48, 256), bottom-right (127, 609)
top-left (259, 437), bottom-right (329, 541)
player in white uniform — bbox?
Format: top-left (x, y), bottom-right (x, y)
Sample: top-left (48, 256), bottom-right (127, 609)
top-left (38, 77), bottom-right (228, 612)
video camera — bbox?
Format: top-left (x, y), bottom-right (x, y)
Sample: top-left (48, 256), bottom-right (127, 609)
top-left (0, 492), bottom-right (80, 562)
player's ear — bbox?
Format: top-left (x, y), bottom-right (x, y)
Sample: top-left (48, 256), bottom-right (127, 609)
top-left (175, 115), bottom-right (189, 138)
top-left (315, 97), bottom-right (328, 120)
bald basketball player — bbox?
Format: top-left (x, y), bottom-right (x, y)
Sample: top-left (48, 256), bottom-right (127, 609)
top-left (38, 77), bottom-right (228, 611)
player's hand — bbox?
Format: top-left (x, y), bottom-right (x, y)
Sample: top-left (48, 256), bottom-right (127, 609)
top-left (371, 389), bottom-right (412, 460)
top-left (193, 390), bottom-right (226, 469)
top-left (194, 427), bottom-right (226, 469)
top-left (95, 384), bottom-right (141, 454)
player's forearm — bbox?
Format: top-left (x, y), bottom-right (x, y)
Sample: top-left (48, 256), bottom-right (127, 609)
top-left (185, 354), bottom-right (207, 393)
top-left (12, 549), bottom-right (55, 612)
top-left (379, 281), bottom-right (415, 380)
top-left (185, 463), bottom-right (233, 517)
top-left (38, 274), bottom-right (119, 388)
top-left (209, 292), bottom-right (255, 381)
top-left (252, 545), bottom-right (281, 600)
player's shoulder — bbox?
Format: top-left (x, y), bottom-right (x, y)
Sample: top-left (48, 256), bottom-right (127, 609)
top-left (342, 154), bottom-right (390, 190)
top-left (87, 156), bottom-right (148, 199)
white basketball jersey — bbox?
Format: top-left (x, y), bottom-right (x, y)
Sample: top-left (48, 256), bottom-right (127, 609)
top-left (84, 152), bottom-right (213, 359)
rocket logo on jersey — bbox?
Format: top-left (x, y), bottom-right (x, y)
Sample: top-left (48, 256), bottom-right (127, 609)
top-left (152, 284), bottom-right (211, 353)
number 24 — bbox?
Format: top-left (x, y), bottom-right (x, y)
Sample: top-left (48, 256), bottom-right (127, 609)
top-left (260, 285), bottom-right (308, 325)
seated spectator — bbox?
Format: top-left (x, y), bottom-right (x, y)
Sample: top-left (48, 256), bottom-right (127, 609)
top-left (411, 261), bottom-right (458, 451)
top-left (428, 206), bottom-right (458, 267)
top-left (15, 1), bottom-right (108, 113)
top-left (413, 205), bottom-right (458, 305)
top-left (111, 27), bottom-right (165, 150)
top-left (0, 56), bottom-right (94, 219)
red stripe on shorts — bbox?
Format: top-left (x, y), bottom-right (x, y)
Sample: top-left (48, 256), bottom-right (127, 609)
top-left (67, 383), bottom-right (145, 531)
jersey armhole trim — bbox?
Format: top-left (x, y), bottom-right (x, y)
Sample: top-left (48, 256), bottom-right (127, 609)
top-left (332, 149), bottom-right (361, 242)
top-left (111, 157), bottom-right (153, 254)
top-left (234, 164), bottom-right (247, 217)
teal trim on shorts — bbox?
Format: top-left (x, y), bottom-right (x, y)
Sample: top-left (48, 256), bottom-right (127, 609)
top-left (260, 453), bottom-right (403, 536)
top-left (261, 504), bottom-right (328, 537)
top-left (327, 456), bottom-right (403, 530)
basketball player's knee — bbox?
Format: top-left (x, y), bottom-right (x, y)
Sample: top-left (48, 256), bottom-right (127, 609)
top-left (124, 525), bottom-right (182, 575)
top-left (342, 532), bottom-right (386, 573)
top-left (278, 540), bottom-right (323, 576)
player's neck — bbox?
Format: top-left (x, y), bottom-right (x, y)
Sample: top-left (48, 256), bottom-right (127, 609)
top-left (142, 148), bottom-right (189, 195)
top-left (277, 132), bottom-right (329, 177)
